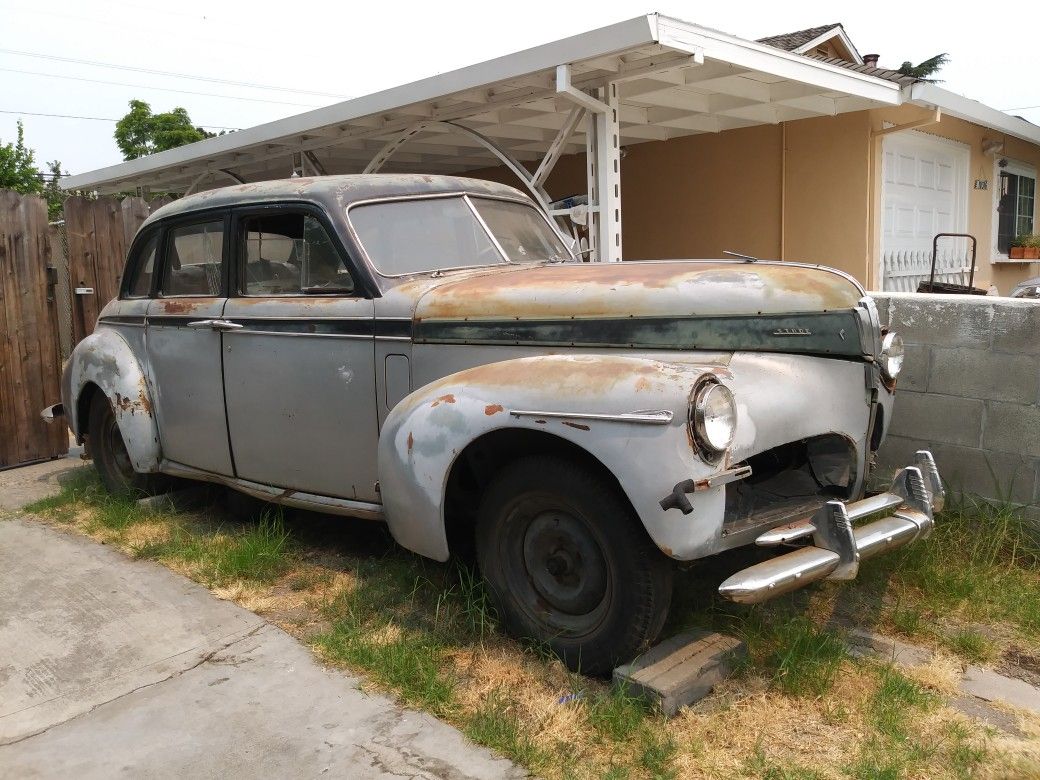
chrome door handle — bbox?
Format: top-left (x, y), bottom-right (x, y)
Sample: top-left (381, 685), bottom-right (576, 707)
top-left (187, 319), bottom-right (243, 331)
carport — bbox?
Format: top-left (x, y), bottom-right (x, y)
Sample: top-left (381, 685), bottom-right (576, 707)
top-left (62, 13), bottom-right (903, 262)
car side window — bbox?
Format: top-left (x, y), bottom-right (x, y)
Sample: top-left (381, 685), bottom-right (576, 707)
top-left (239, 212), bottom-right (354, 296)
top-left (160, 219), bottom-right (225, 297)
top-left (124, 230), bottom-right (159, 298)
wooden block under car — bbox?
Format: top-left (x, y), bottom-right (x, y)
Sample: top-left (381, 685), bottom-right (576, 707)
top-left (613, 629), bottom-right (746, 716)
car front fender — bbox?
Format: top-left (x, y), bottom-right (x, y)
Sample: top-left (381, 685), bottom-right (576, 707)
top-left (64, 328), bottom-right (162, 473)
top-left (376, 354), bottom-right (715, 561)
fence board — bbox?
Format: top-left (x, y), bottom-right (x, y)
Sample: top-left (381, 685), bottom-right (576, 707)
top-left (63, 196), bottom-right (158, 343)
top-left (0, 190), bottom-right (67, 468)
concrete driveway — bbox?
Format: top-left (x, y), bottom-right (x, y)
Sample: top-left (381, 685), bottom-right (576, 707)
top-left (0, 458), bottom-right (523, 779)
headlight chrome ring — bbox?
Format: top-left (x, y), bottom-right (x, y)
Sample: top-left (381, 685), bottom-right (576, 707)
top-left (690, 379), bottom-right (737, 460)
top-left (880, 331), bottom-right (904, 382)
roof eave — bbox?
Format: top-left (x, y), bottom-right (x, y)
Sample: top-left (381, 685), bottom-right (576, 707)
top-left (908, 82), bottom-right (1040, 146)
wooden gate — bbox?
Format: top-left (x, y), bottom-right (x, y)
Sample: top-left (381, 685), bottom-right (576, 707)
top-left (63, 196), bottom-right (155, 343)
top-left (0, 191), bottom-right (68, 469)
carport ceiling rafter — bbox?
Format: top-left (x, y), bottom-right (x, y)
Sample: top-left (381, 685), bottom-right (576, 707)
top-left (63, 14), bottom-right (902, 194)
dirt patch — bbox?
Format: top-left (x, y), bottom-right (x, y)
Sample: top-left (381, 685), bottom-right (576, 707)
top-left (1000, 646), bottom-right (1040, 689)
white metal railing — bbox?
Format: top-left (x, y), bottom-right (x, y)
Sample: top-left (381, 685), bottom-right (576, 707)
top-left (881, 249), bottom-right (970, 292)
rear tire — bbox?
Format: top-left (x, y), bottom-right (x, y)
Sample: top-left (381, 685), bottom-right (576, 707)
top-left (475, 455), bottom-right (673, 675)
top-left (88, 392), bottom-right (167, 497)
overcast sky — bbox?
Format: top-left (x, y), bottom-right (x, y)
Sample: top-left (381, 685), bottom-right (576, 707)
top-left (2, 0), bottom-right (1038, 177)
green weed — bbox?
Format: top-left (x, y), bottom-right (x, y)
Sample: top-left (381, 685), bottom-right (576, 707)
top-left (24, 467), bottom-right (100, 513)
top-left (943, 628), bottom-right (995, 664)
top-left (135, 511), bottom-right (291, 584)
top-left (741, 615), bottom-right (849, 696)
top-left (464, 689), bottom-right (545, 768)
top-left (585, 683), bottom-right (649, 742)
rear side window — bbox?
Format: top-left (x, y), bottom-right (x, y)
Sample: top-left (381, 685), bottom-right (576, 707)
top-left (161, 220), bottom-right (225, 296)
top-left (124, 231), bottom-right (159, 298)
top-left (239, 212), bottom-right (354, 296)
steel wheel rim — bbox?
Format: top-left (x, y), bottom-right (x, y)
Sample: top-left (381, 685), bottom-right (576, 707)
top-left (502, 499), bottom-right (611, 637)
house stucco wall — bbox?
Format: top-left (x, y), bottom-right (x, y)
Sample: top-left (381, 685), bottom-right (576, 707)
top-left (465, 123), bottom-right (784, 262)
top-left (867, 105), bottom-right (1040, 295)
top-left (782, 112), bottom-right (873, 281)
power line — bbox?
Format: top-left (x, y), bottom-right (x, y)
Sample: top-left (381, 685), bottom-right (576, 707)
top-left (1003, 104), bottom-right (1040, 112)
top-left (0, 48), bottom-right (352, 99)
top-left (0, 108), bottom-right (239, 131)
top-left (0, 66), bottom-right (326, 108)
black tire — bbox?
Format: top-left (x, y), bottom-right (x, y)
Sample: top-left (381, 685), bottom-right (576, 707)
top-left (475, 455), bottom-right (673, 675)
top-left (88, 392), bottom-right (167, 497)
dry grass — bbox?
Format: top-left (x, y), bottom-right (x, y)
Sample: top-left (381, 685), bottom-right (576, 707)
top-left (23, 466), bottom-right (1040, 779)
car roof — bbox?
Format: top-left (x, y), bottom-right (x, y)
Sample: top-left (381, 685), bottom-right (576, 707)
top-left (141, 174), bottom-right (530, 228)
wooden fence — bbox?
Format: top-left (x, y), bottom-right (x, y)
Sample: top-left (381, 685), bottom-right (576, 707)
top-left (63, 195), bottom-right (169, 343)
top-left (0, 191), bottom-right (68, 468)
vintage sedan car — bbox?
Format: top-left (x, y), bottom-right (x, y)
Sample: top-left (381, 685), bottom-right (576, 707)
top-left (48, 175), bottom-right (943, 673)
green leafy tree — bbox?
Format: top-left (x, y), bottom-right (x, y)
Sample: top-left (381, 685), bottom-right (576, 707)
top-left (114, 99), bottom-right (214, 160)
top-left (0, 120), bottom-right (44, 195)
top-left (898, 53), bottom-right (950, 82)
top-left (43, 160), bottom-right (66, 219)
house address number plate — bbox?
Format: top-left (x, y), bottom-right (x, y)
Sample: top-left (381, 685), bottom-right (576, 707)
top-left (74, 287), bottom-right (95, 295)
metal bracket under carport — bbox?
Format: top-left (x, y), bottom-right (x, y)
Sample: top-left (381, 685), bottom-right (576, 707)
top-left (184, 168), bottom-right (246, 196)
top-left (362, 117), bottom-right (587, 250)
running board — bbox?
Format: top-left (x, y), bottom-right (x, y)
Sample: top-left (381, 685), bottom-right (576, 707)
top-left (159, 459), bottom-right (386, 521)
top-left (718, 451), bottom-right (942, 605)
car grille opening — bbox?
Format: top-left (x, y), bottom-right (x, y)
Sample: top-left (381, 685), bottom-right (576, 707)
top-left (724, 433), bottom-right (857, 534)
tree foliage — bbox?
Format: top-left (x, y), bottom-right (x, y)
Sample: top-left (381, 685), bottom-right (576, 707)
top-left (114, 99), bottom-right (214, 160)
top-left (0, 120), bottom-right (43, 194)
top-left (0, 120), bottom-right (65, 218)
top-left (898, 53), bottom-right (950, 82)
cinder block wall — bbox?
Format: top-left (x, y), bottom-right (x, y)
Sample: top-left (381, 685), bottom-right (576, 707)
top-left (872, 292), bottom-right (1040, 508)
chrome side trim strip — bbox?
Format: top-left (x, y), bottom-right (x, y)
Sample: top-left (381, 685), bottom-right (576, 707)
top-left (159, 460), bottom-right (385, 521)
top-left (509, 409), bottom-right (673, 425)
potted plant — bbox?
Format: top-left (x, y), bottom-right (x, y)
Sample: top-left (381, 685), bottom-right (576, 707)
top-left (1027, 235), bottom-right (1040, 260)
top-left (1010, 235), bottom-right (1040, 259)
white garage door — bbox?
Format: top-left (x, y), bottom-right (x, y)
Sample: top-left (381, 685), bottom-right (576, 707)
top-left (880, 131), bottom-right (970, 291)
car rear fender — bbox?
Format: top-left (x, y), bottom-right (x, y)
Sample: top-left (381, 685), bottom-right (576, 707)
top-left (376, 354), bottom-right (706, 561)
top-left (65, 329), bottom-right (161, 473)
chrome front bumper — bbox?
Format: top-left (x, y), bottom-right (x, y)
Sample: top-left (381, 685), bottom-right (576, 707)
top-left (718, 451), bottom-right (943, 605)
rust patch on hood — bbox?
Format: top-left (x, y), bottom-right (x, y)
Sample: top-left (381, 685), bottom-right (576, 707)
top-left (484, 404), bottom-right (504, 416)
top-left (430, 393), bottom-right (456, 407)
top-left (561, 421), bottom-right (590, 431)
top-left (414, 261), bottom-right (862, 321)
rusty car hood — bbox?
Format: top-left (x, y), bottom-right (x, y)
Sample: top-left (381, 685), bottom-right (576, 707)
top-left (411, 260), bottom-right (864, 321)
top-left (403, 260), bottom-right (870, 358)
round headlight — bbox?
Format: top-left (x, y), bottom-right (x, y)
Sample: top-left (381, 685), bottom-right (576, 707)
top-left (880, 332), bottom-right (904, 381)
top-left (691, 381), bottom-right (737, 457)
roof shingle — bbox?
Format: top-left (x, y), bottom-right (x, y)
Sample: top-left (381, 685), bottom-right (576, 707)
top-left (756, 24), bottom-right (840, 51)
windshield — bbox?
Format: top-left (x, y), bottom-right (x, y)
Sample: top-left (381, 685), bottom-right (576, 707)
top-left (348, 195), bottom-right (571, 276)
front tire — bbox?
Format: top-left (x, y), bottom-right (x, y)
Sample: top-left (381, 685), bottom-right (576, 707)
top-left (475, 455), bottom-right (673, 675)
top-left (88, 392), bottom-right (166, 496)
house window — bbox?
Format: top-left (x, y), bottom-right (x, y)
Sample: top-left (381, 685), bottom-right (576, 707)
top-left (997, 165), bottom-right (1036, 253)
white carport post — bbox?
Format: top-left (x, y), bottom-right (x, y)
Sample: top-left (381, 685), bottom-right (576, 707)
top-left (588, 83), bottom-right (623, 263)
top-left (556, 65), bottom-right (622, 262)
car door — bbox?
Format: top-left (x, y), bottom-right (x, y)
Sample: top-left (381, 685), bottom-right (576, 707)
top-left (220, 205), bottom-right (380, 501)
top-left (145, 212), bottom-right (235, 476)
